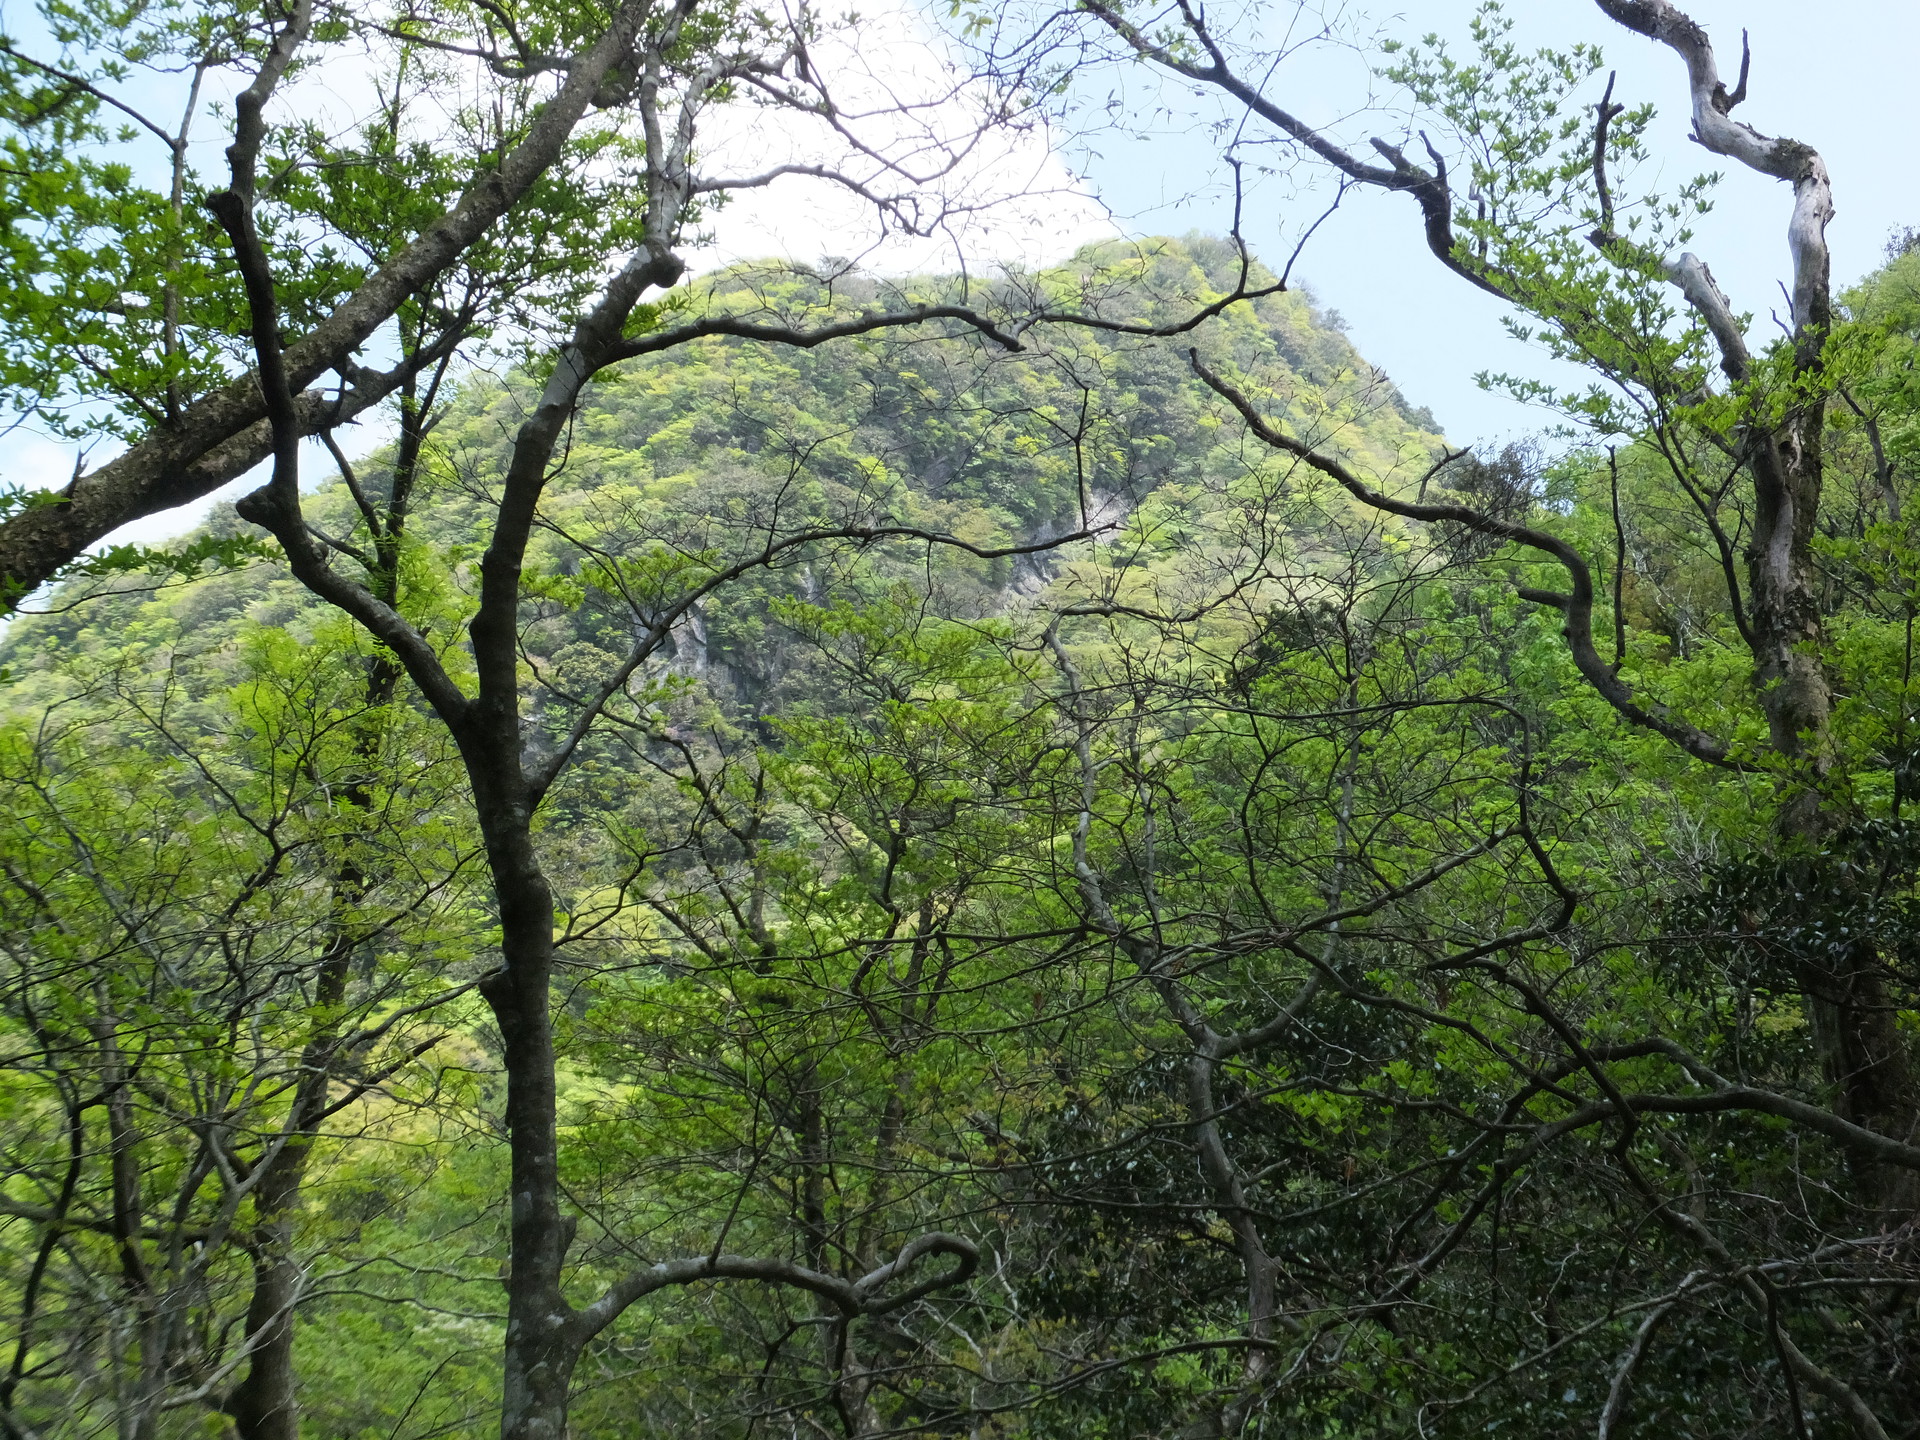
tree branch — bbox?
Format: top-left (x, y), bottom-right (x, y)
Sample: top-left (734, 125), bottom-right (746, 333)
top-left (1077, 0), bottom-right (1514, 304)
top-left (1188, 351), bottom-right (1745, 768)
top-left (529, 522), bottom-right (1097, 804)
top-left (0, 0), bottom-right (659, 602)
top-left (1593, 0), bottom-right (1831, 350)
top-left (571, 1232), bottom-right (979, 1346)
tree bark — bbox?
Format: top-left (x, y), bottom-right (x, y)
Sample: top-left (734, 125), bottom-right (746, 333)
top-left (1748, 414), bottom-right (1919, 1213)
top-left (1625, 0), bottom-right (1920, 1215)
top-left (475, 771), bottom-right (577, 1440)
top-left (224, 1151), bottom-right (307, 1440)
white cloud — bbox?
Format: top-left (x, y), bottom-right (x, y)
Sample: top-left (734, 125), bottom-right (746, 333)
top-left (686, 0), bottom-right (1114, 276)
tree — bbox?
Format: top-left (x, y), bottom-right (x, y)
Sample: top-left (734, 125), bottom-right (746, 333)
top-left (2, 223), bottom-right (1309, 1438)
top-left (193, 8), bottom-right (1283, 1433)
top-left (17, 0), bottom-right (1920, 1416)
top-left (0, 621), bottom-right (482, 1440)
top-left (1033, 0), bottom-right (1920, 1198)
top-left (938, 0), bottom-right (1920, 1430)
top-left (0, 0), bottom-right (1003, 600)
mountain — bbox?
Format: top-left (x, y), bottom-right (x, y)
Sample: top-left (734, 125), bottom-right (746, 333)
top-left (0, 234), bottom-right (1442, 689)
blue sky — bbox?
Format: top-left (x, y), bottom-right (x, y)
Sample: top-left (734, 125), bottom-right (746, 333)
top-left (1067, 0), bottom-right (1920, 445)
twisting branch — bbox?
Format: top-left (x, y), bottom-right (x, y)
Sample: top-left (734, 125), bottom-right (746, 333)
top-left (608, 262), bottom-right (1296, 366)
top-left (1078, 0), bottom-right (1513, 304)
top-left (1593, 0), bottom-right (1832, 352)
top-left (612, 304), bottom-right (1025, 362)
top-left (1607, 448), bottom-right (1628, 671)
top-left (1588, 72), bottom-right (1628, 248)
top-left (206, 10), bottom-right (471, 728)
top-left (1584, 62), bottom-right (1745, 390)
top-left (1584, 71), bottom-right (1753, 383)
top-left (1187, 351), bottom-right (1745, 768)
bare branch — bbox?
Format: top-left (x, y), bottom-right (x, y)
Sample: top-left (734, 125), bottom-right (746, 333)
top-left (1188, 351), bottom-right (1745, 768)
top-left (1077, 0), bottom-right (1512, 303)
top-left (1589, 72), bottom-right (1626, 245)
top-left (1596, 1292), bottom-right (1680, 1439)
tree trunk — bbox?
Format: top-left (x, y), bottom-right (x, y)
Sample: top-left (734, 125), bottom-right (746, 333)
top-left (475, 765), bottom-right (578, 1440)
top-left (225, 918), bottom-right (360, 1440)
top-left (1752, 411), bottom-right (1920, 1218)
top-left (225, 545), bottom-right (408, 1440)
top-left (225, 1149), bottom-right (308, 1440)
top-left (1187, 1050), bottom-right (1276, 1429)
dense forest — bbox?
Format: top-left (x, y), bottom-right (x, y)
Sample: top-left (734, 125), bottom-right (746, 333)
top-left (4, 2), bottom-right (1920, 1438)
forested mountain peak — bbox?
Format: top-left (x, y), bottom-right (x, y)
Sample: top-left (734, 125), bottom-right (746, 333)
top-left (2, 235), bottom-right (1442, 689)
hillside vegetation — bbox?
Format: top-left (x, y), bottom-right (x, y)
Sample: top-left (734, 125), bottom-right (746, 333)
top-left (5, 232), bottom-right (1920, 1439)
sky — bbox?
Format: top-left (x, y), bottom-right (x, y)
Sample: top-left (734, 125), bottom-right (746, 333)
top-left (1060, 0), bottom-right (1920, 447)
top-left (11, 0), bottom-right (1920, 552)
